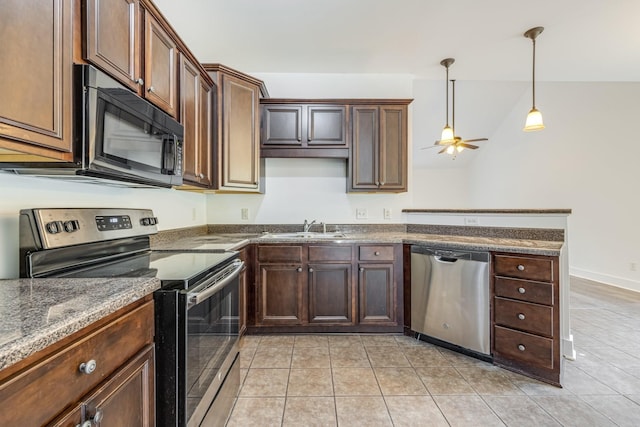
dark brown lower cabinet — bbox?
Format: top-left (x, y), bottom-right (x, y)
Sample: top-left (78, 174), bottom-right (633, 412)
top-left (251, 243), bottom-right (402, 332)
top-left (257, 263), bottom-right (305, 325)
top-left (358, 263), bottom-right (395, 324)
top-left (308, 263), bottom-right (353, 324)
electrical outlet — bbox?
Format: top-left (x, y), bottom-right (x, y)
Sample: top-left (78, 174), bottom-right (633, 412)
top-left (464, 216), bottom-right (479, 226)
top-left (356, 208), bottom-right (368, 219)
top-left (383, 208), bottom-right (392, 220)
top-left (241, 208), bottom-right (249, 221)
top-left (631, 262), bottom-right (637, 272)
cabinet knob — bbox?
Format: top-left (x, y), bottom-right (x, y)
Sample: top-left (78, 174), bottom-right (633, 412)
top-left (518, 344), bottom-right (526, 351)
top-left (297, 267), bottom-right (302, 272)
top-left (375, 182), bottom-right (380, 186)
top-left (380, 182), bottom-right (385, 186)
top-left (359, 267), bottom-right (364, 272)
top-left (79, 359), bottom-right (97, 375)
top-left (147, 86), bottom-right (155, 93)
top-left (90, 409), bottom-right (103, 425)
top-left (199, 173), bottom-right (205, 179)
top-left (518, 287), bottom-right (526, 294)
top-left (134, 77), bottom-right (144, 85)
top-left (518, 313), bottom-right (526, 320)
top-left (517, 264), bottom-right (525, 271)
top-left (309, 267), bottom-right (314, 272)
top-left (77, 421), bottom-right (92, 427)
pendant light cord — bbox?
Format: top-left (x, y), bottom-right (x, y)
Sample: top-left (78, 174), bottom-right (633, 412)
top-left (451, 79), bottom-right (456, 133)
top-left (445, 66), bottom-right (450, 127)
top-left (532, 38), bottom-right (536, 109)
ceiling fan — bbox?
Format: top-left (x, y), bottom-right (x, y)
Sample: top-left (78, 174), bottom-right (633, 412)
top-left (424, 58), bottom-right (488, 156)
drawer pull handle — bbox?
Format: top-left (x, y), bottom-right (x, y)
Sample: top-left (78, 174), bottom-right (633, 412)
top-left (147, 86), bottom-right (155, 93)
top-left (309, 267), bottom-right (314, 272)
top-left (374, 251), bottom-right (380, 256)
top-left (79, 359), bottom-right (97, 375)
top-left (297, 267), bottom-right (302, 272)
top-left (518, 344), bottom-right (526, 351)
top-left (517, 264), bottom-right (525, 271)
top-left (518, 287), bottom-right (526, 294)
top-left (518, 313), bottom-right (526, 320)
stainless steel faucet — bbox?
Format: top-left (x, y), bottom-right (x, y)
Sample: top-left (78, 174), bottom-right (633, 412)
top-left (303, 219), bottom-right (316, 232)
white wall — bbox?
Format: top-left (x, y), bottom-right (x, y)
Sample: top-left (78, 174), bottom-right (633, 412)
top-left (467, 82), bottom-right (640, 291)
top-left (0, 173), bottom-right (206, 279)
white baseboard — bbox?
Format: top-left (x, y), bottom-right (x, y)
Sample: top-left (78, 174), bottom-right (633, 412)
top-left (570, 268), bottom-right (640, 293)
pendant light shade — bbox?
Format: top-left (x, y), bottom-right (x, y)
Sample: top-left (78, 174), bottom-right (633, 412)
top-left (523, 27), bottom-right (545, 132)
top-left (440, 125), bottom-right (454, 142)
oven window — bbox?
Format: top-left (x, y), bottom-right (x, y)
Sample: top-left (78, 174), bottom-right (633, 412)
top-left (186, 278), bottom-right (239, 421)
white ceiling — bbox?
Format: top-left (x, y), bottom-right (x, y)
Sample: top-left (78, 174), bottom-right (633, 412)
top-left (154, 0), bottom-right (640, 81)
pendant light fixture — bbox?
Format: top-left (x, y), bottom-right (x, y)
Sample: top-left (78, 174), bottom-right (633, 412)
top-left (440, 58), bottom-right (455, 142)
top-left (523, 26), bottom-right (545, 131)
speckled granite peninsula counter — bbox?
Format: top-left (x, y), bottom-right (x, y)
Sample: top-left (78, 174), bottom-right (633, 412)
top-left (0, 278), bottom-right (160, 371)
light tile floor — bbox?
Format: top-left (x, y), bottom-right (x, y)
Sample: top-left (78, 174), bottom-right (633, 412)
top-left (224, 277), bottom-right (640, 426)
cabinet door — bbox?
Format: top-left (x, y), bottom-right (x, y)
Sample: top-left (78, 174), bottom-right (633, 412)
top-left (307, 106), bottom-right (347, 147)
top-left (144, 12), bottom-right (177, 117)
top-left (180, 54), bottom-right (211, 187)
top-left (221, 74), bottom-right (260, 189)
top-left (257, 264), bottom-right (305, 325)
top-left (350, 106), bottom-right (379, 190)
top-left (378, 105), bottom-right (407, 191)
top-left (85, 0), bottom-right (141, 93)
top-left (261, 105), bottom-right (303, 146)
top-left (83, 345), bottom-right (155, 427)
top-left (358, 263), bottom-right (395, 324)
top-left (0, 0), bottom-right (73, 154)
top-left (308, 264), bottom-right (353, 324)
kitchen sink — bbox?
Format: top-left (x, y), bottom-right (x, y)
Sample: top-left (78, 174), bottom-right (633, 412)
top-left (259, 232), bottom-right (347, 239)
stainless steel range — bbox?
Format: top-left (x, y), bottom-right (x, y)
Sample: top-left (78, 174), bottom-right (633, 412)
top-left (19, 208), bottom-right (243, 427)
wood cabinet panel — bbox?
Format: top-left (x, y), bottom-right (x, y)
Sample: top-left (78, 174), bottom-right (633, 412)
top-left (85, 0), bottom-right (141, 92)
top-left (494, 326), bottom-right (554, 370)
top-left (307, 106), bottom-right (347, 146)
top-left (258, 245), bottom-right (303, 263)
top-left (351, 106), bottom-right (378, 188)
top-left (494, 276), bottom-right (554, 306)
top-left (358, 263), bottom-right (395, 324)
top-left (494, 254), bottom-right (554, 282)
top-left (308, 264), bottom-right (353, 323)
top-left (359, 245), bottom-right (395, 261)
top-left (494, 297), bottom-right (554, 337)
top-left (144, 12), bottom-right (177, 117)
top-left (0, 0), bottom-right (73, 154)
top-left (378, 105), bottom-right (406, 190)
top-left (262, 105), bottom-right (303, 146)
top-left (308, 245), bottom-right (353, 262)
top-left (83, 345), bottom-right (154, 427)
top-left (258, 264), bottom-right (305, 325)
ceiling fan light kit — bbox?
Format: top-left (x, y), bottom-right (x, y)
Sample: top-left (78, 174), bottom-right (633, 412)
top-left (431, 58), bottom-right (488, 157)
top-left (523, 26), bottom-right (545, 131)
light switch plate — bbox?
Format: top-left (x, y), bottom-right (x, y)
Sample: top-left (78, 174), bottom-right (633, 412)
top-left (241, 208), bottom-right (249, 221)
top-left (383, 208), bottom-right (392, 220)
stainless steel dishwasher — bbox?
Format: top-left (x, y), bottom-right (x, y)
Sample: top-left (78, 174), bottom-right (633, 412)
top-left (411, 246), bottom-right (490, 356)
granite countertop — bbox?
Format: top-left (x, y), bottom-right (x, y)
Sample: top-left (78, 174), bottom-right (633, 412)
top-left (155, 231), bottom-right (562, 256)
top-left (0, 277), bottom-right (160, 371)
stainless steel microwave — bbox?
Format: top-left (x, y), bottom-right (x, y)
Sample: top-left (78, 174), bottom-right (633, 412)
top-left (1, 65), bottom-right (183, 188)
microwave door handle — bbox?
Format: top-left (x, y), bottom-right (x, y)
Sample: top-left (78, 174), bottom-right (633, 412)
top-left (187, 260), bottom-right (245, 307)
top-left (162, 134), bottom-right (175, 173)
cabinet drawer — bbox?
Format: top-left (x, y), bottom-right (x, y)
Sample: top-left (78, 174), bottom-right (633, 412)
top-left (359, 245), bottom-right (394, 261)
top-left (494, 326), bottom-right (554, 370)
top-left (494, 255), bottom-right (553, 282)
top-left (494, 297), bottom-right (553, 337)
top-left (258, 245), bottom-right (303, 263)
top-left (309, 245), bottom-right (352, 262)
top-left (0, 301), bottom-right (154, 427)
top-left (495, 276), bottom-right (554, 305)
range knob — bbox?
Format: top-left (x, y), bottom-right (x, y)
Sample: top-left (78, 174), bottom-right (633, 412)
top-left (63, 220), bottom-right (80, 233)
top-left (45, 221), bottom-right (63, 234)
top-left (140, 217), bottom-right (158, 226)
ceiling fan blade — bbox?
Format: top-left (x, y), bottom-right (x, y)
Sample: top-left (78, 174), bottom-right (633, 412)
top-left (462, 138), bottom-right (488, 143)
top-left (434, 139), bottom-right (453, 146)
top-left (438, 147), bottom-right (448, 154)
top-left (459, 143), bottom-right (479, 150)
top-left (420, 145), bottom-right (440, 150)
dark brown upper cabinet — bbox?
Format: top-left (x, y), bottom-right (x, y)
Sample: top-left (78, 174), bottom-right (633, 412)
top-left (260, 100), bottom-right (348, 158)
top-left (349, 102), bottom-right (410, 193)
top-left (0, 0), bottom-right (74, 161)
top-left (84, 1), bottom-right (179, 118)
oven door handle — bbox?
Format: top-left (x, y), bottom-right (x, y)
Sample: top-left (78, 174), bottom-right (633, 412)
top-left (187, 259), bottom-right (244, 307)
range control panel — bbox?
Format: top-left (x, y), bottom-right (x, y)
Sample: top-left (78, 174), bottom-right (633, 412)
top-left (22, 208), bottom-right (158, 249)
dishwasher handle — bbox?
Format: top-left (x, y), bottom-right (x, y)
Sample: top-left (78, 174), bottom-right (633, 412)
top-left (434, 255), bottom-right (459, 263)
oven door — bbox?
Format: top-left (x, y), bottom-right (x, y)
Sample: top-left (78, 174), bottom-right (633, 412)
top-left (155, 259), bottom-right (243, 427)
